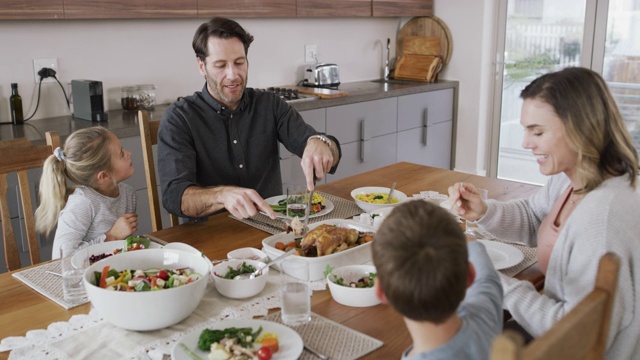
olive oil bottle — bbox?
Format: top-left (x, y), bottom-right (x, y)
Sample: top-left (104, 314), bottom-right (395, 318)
top-left (10, 83), bottom-right (24, 125)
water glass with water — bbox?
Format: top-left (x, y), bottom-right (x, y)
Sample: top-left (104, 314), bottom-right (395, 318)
top-left (286, 185), bottom-right (309, 219)
top-left (60, 242), bottom-right (89, 304)
top-left (280, 258), bottom-right (311, 326)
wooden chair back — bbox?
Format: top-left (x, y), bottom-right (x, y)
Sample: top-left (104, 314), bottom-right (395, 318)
top-left (138, 110), bottom-right (179, 231)
top-left (0, 132), bottom-right (60, 271)
top-left (491, 252), bottom-right (620, 360)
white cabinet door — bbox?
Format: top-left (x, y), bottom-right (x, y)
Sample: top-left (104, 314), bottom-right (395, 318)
top-left (397, 89), bottom-right (454, 131)
top-left (397, 120), bottom-right (452, 169)
top-left (326, 133), bottom-right (397, 182)
top-left (326, 98), bottom-right (397, 144)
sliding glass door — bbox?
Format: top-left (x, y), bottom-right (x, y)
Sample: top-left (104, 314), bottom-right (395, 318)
top-left (489, 0), bottom-right (640, 184)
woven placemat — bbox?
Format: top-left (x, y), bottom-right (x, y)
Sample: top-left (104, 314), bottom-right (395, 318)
top-left (12, 260), bottom-right (88, 310)
top-left (231, 192), bottom-right (364, 235)
top-left (471, 227), bottom-right (538, 277)
top-left (262, 311), bottom-right (383, 360)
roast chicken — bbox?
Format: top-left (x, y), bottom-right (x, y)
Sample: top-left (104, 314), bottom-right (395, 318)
top-left (300, 224), bottom-right (359, 257)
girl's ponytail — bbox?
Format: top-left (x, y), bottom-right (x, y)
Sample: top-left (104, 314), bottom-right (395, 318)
top-left (35, 152), bottom-right (72, 236)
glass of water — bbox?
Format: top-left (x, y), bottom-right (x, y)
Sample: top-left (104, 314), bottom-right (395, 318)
top-left (60, 242), bottom-right (89, 305)
top-left (286, 185), bottom-right (309, 219)
top-left (280, 258), bottom-right (311, 326)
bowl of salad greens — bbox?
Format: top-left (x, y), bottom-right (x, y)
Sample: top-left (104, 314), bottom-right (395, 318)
top-left (211, 259), bottom-right (268, 299)
top-left (83, 248), bottom-right (210, 331)
top-left (325, 264), bottom-right (380, 307)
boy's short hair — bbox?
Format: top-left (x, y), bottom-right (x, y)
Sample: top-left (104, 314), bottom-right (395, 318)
top-left (372, 200), bottom-right (468, 323)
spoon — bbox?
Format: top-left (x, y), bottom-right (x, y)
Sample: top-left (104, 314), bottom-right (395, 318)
top-left (233, 248), bottom-right (296, 280)
top-left (385, 181), bottom-right (397, 204)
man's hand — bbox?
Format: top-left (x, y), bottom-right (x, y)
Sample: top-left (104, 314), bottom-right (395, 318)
top-left (106, 212), bottom-right (138, 241)
top-left (220, 186), bottom-right (278, 219)
top-left (301, 137), bottom-right (337, 190)
top-left (182, 186), bottom-right (277, 219)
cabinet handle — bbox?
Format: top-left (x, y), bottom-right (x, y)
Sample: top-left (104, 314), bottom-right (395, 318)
top-left (360, 119), bottom-right (369, 162)
top-left (422, 108), bottom-right (429, 146)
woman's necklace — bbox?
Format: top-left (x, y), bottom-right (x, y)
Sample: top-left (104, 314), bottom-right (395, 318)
top-left (569, 190), bottom-right (584, 205)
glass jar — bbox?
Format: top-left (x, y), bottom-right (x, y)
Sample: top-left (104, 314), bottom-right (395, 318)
top-left (137, 84), bottom-right (156, 110)
top-left (120, 86), bottom-right (138, 111)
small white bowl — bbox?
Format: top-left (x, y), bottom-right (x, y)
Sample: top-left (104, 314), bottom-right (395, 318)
top-left (227, 247), bottom-right (269, 264)
top-left (211, 259), bottom-right (268, 299)
top-left (327, 265), bottom-right (380, 307)
top-left (83, 248), bottom-right (210, 331)
top-left (351, 186), bottom-right (408, 213)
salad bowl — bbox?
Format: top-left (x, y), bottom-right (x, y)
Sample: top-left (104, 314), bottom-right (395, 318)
top-left (326, 264), bottom-right (380, 307)
top-left (211, 259), bottom-right (269, 299)
top-left (83, 248), bottom-right (210, 331)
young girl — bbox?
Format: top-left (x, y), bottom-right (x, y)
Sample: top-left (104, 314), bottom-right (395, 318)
top-left (36, 127), bottom-right (138, 259)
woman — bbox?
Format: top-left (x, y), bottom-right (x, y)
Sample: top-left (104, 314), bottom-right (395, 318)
top-left (448, 67), bottom-right (640, 359)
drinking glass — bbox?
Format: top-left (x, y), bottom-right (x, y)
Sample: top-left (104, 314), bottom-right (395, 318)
top-left (60, 242), bottom-right (89, 304)
top-left (465, 188), bottom-right (488, 240)
top-left (280, 258), bottom-right (311, 326)
top-left (286, 185), bottom-right (310, 220)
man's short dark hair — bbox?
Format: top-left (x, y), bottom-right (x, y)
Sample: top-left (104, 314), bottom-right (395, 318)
top-left (192, 17), bottom-right (254, 62)
top-left (372, 200), bottom-right (468, 323)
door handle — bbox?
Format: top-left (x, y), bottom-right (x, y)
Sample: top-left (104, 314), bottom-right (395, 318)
top-left (360, 119), bottom-right (370, 162)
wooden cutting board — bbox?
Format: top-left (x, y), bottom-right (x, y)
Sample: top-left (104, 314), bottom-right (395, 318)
top-left (293, 86), bottom-right (349, 99)
top-left (397, 16), bottom-right (452, 65)
top-left (399, 36), bottom-right (441, 56)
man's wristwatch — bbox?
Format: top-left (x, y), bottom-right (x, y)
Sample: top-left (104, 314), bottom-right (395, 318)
top-left (307, 134), bottom-right (332, 148)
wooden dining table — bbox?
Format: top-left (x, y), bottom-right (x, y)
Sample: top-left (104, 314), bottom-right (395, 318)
top-left (0, 162), bottom-right (542, 359)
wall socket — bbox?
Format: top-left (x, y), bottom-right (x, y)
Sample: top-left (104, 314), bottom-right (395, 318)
top-left (305, 44), bottom-right (317, 63)
top-left (33, 58), bottom-right (58, 84)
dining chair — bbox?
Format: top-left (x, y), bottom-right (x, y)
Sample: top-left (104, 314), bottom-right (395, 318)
top-left (0, 131), bottom-right (60, 271)
top-left (138, 110), bottom-right (179, 232)
top-left (490, 252), bottom-right (620, 360)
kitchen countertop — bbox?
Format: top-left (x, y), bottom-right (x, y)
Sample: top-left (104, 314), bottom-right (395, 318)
top-left (0, 79), bottom-right (458, 145)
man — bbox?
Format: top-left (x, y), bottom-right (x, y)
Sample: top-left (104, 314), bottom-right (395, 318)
top-left (158, 17), bottom-right (341, 221)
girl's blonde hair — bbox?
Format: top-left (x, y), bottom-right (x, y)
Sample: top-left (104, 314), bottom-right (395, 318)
top-left (35, 127), bottom-right (113, 236)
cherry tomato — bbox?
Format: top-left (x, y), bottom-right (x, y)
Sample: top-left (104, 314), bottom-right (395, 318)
top-left (257, 346), bottom-right (272, 360)
top-left (157, 270), bottom-right (170, 281)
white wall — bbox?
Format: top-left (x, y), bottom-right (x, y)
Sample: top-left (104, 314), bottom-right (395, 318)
top-left (436, 0), bottom-right (498, 175)
top-left (0, 17), bottom-right (398, 120)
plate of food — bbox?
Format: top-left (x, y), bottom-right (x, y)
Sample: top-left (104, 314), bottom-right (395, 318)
top-left (477, 240), bottom-right (524, 270)
top-left (72, 236), bottom-right (161, 268)
top-left (171, 319), bottom-right (303, 360)
top-left (264, 193), bottom-right (334, 219)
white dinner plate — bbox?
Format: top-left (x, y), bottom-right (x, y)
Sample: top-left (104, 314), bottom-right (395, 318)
top-left (171, 319), bottom-right (303, 360)
top-left (264, 195), bottom-right (334, 218)
top-left (72, 240), bottom-right (161, 268)
top-left (477, 240), bottom-right (524, 270)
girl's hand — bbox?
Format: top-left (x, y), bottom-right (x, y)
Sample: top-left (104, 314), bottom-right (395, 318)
top-left (447, 183), bottom-right (488, 221)
top-left (105, 212), bottom-right (138, 241)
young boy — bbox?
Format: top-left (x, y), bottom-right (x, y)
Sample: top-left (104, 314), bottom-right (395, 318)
top-left (372, 201), bottom-right (503, 359)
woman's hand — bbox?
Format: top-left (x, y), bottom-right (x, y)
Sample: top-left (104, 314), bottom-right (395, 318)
top-left (447, 183), bottom-right (488, 222)
top-left (105, 212), bottom-right (138, 241)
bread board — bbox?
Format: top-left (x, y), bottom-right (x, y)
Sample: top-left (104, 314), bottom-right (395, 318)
top-left (293, 86), bottom-right (349, 99)
top-left (397, 16), bottom-right (452, 65)
top-left (394, 54), bottom-right (442, 82)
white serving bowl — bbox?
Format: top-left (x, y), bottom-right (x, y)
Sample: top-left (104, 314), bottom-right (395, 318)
top-left (326, 265), bottom-right (380, 307)
top-left (350, 186), bottom-right (408, 213)
top-left (227, 247), bottom-right (269, 264)
top-left (211, 259), bottom-right (268, 299)
top-left (83, 248), bottom-right (210, 331)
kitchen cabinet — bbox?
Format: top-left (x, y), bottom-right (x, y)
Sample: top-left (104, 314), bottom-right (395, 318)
top-left (0, 0), bottom-right (63, 20)
top-left (325, 97), bottom-right (397, 181)
top-left (396, 89), bottom-right (455, 169)
top-left (199, 0), bottom-right (296, 18)
top-left (63, 0), bottom-right (197, 19)
top-left (372, 0), bottom-right (433, 17)
top-left (297, 0), bottom-right (371, 17)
